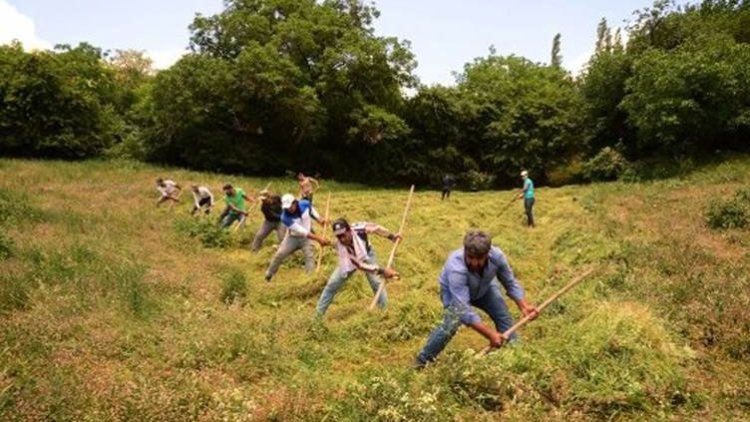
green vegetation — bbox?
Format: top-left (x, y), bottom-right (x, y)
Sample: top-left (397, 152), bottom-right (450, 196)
top-left (0, 157), bottom-right (749, 420)
top-left (705, 187), bottom-right (750, 229)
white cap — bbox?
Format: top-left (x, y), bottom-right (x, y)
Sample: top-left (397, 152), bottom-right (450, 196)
top-left (521, 170), bottom-right (529, 177)
top-left (281, 194), bottom-right (295, 209)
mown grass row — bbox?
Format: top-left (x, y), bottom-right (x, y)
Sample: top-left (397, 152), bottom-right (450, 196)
top-left (0, 157), bottom-right (748, 420)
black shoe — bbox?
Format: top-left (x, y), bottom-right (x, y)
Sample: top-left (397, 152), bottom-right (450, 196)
top-left (264, 274), bottom-right (272, 282)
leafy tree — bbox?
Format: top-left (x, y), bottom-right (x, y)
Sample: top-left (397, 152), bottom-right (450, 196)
top-left (0, 42), bottom-right (121, 158)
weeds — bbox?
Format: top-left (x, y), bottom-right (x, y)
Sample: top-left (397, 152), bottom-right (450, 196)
top-left (705, 188), bottom-right (750, 229)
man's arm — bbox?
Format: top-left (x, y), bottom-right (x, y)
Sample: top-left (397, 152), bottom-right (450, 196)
top-left (348, 257), bottom-right (398, 278)
top-left (306, 232), bottom-right (330, 246)
top-left (496, 253), bottom-right (538, 319)
top-left (310, 177), bottom-right (320, 190)
top-left (363, 223), bottom-right (401, 242)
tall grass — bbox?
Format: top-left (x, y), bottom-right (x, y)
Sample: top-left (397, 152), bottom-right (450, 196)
top-left (0, 157), bottom-right (748, 420)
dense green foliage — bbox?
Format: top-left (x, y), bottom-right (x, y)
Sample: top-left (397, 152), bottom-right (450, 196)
top-left (1, 0), bottom-right (750, 186)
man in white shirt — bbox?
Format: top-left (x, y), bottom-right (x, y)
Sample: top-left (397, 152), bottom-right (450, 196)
top-left (156, 178), bottom-right (182, 207)
top-left (190, 185), bottom-right (214, 215)
top-left (315, 218), bottom-right (401, 316)
top-left (264, 194), bottom-right (329, 282)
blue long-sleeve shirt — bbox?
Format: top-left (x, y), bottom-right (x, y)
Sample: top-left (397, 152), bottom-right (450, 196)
top-left (439, 246), bottom-right (525, 325)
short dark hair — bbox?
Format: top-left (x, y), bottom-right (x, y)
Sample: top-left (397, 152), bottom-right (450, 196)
top-left (223, 184), bottom-right (233, 190)
top-left (464, 229), bottom-right (492, 256)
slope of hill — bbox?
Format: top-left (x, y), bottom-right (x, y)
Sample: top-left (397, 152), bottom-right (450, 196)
top-left (1, 158), bottom-right (748, 421)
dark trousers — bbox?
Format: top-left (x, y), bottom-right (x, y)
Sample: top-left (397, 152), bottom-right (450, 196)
top-left (524, 197), bottom-right (535, 227)
top-left (441, 189), bottom-right (451, 200)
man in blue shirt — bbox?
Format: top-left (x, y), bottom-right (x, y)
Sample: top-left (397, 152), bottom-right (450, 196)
top-left (518, 170), bottom-right (535, 228)
top-left (264, 194), bottom-right (329, 282)
top-left (415, 230), bottom-right (538, 367)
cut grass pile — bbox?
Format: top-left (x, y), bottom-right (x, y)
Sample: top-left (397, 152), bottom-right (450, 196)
top-left (0, 157), bottom-right (749, 420)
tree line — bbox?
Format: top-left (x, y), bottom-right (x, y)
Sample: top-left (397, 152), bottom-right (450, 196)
top-left (1, 0), bottom-right (749, 188)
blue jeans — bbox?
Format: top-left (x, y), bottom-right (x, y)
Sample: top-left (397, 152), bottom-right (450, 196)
top-left (316, 250), bottom-right (386, 315)
top-left (416, 281), bottom-right (517, 364)
top-left (524, 197), bottom-right (535, 227)
top-left (220, 211), bottom-right (243, 229)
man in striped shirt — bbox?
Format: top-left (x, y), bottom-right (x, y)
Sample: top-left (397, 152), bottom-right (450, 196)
top-left (264, 194), bottom-right (329, 282)
top-left (315, 218), bottom-right (401, 316)
top-left (414, 230), bottom-right (538, 367)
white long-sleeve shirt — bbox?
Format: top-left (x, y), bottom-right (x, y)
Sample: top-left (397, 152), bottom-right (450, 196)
top-left (192, 186), bottom-right (214, 208)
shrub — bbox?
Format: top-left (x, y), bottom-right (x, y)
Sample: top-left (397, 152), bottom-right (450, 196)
top-left (220, 270), bottom-right (248, 305)
top-left (463, 170), bottom-right (495, 191)
top-left (583, 147), bottom-right (631, 181)
top-left (705, 188), bottom-right (750, 230)
top-left (175, 218), bottom-right (233, 248)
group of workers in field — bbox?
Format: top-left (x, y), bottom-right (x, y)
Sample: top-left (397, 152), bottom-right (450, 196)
top-left (155, 170), bottom-right (538, 368)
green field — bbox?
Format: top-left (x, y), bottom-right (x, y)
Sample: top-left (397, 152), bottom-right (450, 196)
top-left (1, 158), bottom-right (749, 421)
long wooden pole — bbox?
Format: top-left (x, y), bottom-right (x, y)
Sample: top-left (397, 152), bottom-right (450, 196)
top-left (315, 192), bottom-right (332, 274)
top-left (478, 267), bottom-right (594, 356)
top-left (369, 185), bottom-right (415, 310)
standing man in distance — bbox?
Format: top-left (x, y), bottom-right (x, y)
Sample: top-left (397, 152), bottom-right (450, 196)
top-left (441, 174), bottom-right (456, 201)
top-left (518, 170), bottom-right (535, 228)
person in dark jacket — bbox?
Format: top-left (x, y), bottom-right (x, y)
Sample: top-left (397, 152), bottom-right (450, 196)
top-left (441, 174), bottom-right (456, 201)
top-left (251, 190), bottom-right (287, 252)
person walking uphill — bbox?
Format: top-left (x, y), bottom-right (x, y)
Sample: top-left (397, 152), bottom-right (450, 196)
top-left (219, 184), bottom-right (253, 229)
top-left (414, 230), bottom-right (538, 368)
top-left (251, 190), bottom-right (286, 252)
top-left (265, 194), bottom-right (329, 281)
top-left (315, 218), bottom-right (401, 316)
top-left (518, 170), bottom-right (535, 228)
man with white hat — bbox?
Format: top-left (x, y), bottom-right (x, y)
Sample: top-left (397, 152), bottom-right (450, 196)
top-left (250, 190), bottom-right (286, 252)
top-left (315, 218), bottom-right (401, 316)
top-left (517, 170), bottom-right (535, 228)
top-left (264, 194), bottom-right (329, 281)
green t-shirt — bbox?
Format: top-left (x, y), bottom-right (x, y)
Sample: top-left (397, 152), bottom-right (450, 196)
top-left (225, 188), bottom-right (246, 213)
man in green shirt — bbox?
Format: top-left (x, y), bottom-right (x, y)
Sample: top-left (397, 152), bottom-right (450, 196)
top-left (220, 184), bottom-right (253, 229)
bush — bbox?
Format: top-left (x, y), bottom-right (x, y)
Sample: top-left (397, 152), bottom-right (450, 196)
top-left (583, 147), bottom-right (631, 182)
top-left (220, 270), bottom-right (248, 305)
top-left (175, 218), bottom-right (233, 248)
top-left (463, 170), bottom-right (495, 191)
top-left (705, 188), bottom-right (750, 230)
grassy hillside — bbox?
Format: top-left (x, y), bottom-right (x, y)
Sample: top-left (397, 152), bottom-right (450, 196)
top-left (1, 157), bottom-right (749, 421)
